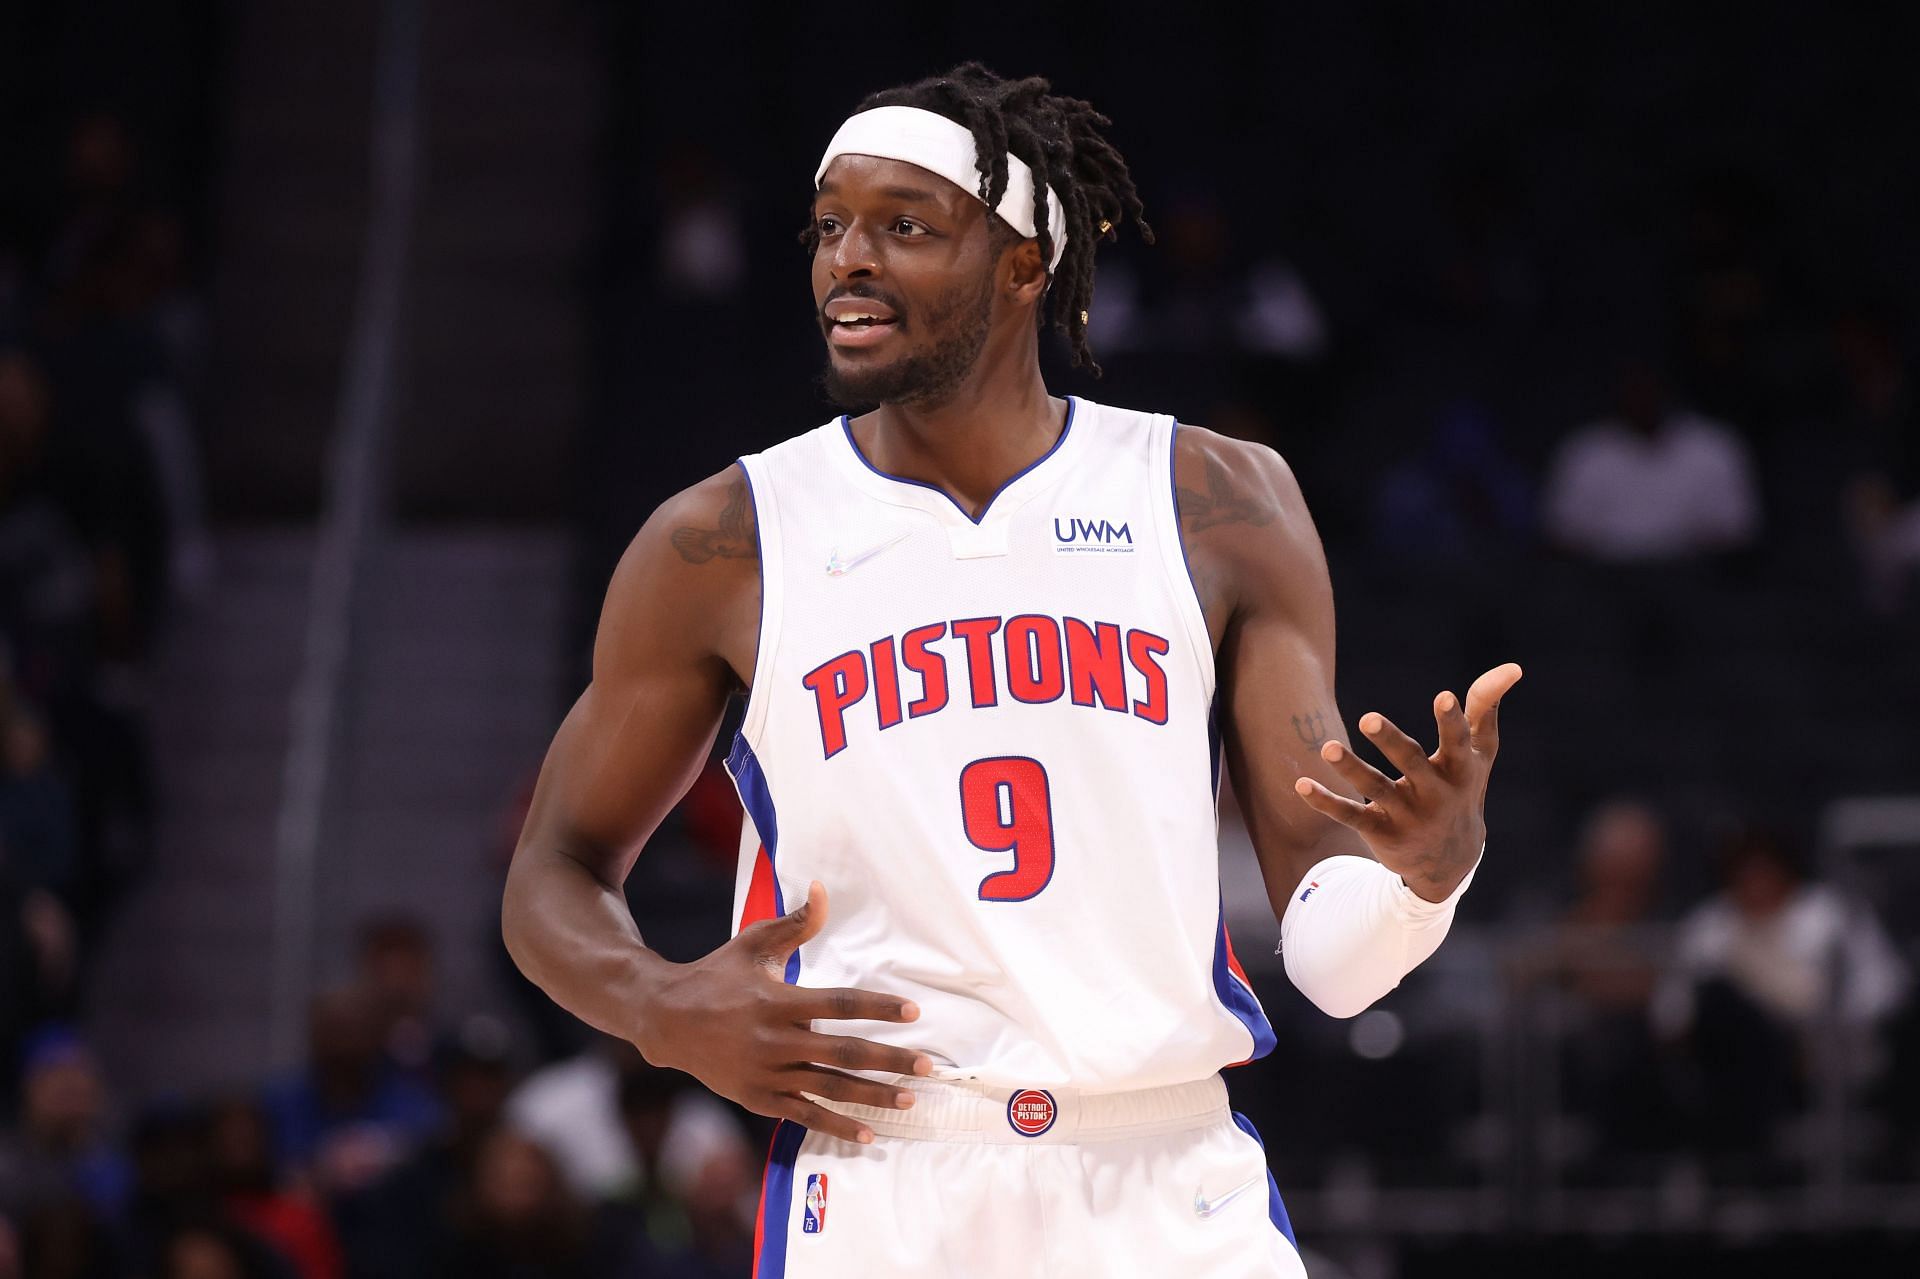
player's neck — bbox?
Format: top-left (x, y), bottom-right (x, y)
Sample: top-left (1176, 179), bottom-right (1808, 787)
top-left (858, 354), bottom-right (1062, 521)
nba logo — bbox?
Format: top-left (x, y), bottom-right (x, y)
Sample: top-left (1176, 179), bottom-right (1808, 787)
top-left (802, 1173), bottom-right (828, 1234)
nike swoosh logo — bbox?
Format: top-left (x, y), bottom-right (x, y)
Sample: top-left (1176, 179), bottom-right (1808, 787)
top-left (1194, 1174), bottom-right (1262, 1218)
top-left (825, 531), bottom-right (910, 577)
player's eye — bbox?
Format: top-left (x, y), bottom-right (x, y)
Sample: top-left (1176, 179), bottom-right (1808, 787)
top-left (815, 215), bottom-right (840, 235)
top-left (892, 218), bottom-right (928, 236)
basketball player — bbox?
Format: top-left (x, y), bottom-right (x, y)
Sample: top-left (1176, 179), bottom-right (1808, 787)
top-left (502, 63), bottom-right (1522, 1277)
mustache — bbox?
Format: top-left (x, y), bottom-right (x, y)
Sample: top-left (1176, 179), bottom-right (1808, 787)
top-left (819, 283), bottom-right (907, 323)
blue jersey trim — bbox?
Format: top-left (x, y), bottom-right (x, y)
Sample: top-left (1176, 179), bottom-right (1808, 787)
top-left (1212, 897), bottom-right (1277, 1061)
top-left (1229, 1110), bottom-right (1298, 1248)
top-left (1207, 688), bottom-right (1223, 799)
top-left (1178, 428), bottom-right (1226, 799)
top-left (733, 457), bottom-right (765, 724)
top-left (755, 1120), bottom-right (808, 1277)
top-left (726, 733), bottom-right (799, 984)
top-left (1168, 421), bottom-right (1209, 613)
top-left (839, 396), bottom-right (1077, 525)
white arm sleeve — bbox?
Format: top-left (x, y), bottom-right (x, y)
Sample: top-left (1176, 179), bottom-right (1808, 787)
top-left (1278, 849), bottom-right (1481, 1019)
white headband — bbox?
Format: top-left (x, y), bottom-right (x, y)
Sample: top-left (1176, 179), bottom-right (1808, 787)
top-left (814, 105), bottom-right (1068, 272)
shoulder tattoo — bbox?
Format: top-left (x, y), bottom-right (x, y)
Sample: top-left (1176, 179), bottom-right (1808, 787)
top-left (1177, 448), bottom-right (1280, 535)
top-left (669, 473), bottom-right (758, 564)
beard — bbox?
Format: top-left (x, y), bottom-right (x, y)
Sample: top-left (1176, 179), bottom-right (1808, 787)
top-left (820, 269), bottom-right (995, 411)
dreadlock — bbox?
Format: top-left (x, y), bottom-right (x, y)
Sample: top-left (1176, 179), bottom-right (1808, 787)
top-left (804, 61), bottom-right (1152, 376)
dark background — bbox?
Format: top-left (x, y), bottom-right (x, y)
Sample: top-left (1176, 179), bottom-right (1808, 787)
top-left (2, 1), bottom-right (1918, 1276)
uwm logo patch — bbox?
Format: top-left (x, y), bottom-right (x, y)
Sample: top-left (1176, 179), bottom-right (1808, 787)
top-left (1053, 516), bottom-right (1135, 554)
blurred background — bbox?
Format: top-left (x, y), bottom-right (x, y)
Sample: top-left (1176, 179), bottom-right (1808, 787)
top-left (3, 1), bottom-right (1919, 1275)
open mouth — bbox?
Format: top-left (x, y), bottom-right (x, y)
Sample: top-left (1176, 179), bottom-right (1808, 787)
top-left (828, 315), bottom-right (898, 348)
top-left (825, 297), bottom-right (901, 349)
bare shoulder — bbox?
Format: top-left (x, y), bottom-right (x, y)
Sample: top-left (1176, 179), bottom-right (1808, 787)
top-left (597, 465), bottom-right (761, 688)
top-left (1172, 424), bottom-right (1310, 537)
top-left (1173, 425), bottom-right (1327, 631)
top-left (660, 465), bottom-right (759, 566)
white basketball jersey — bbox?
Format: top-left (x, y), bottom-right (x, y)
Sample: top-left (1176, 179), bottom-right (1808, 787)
top-left (725, 396), bottom-right (1276, 1091)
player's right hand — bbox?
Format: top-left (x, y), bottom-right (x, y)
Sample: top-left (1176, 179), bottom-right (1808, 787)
top-left (633, 880), bottom-right (931, 1144)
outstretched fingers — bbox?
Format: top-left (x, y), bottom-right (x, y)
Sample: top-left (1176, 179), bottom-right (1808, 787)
top-left (1431, 690), bottom-right (1471, 770)
top-left (1318, 739), bottom-right (1394, 803)
top-left (1357, 711), bottom-right (1433, 780)
top-left (1465, 663), bottom-right (1523, 759)
top-left (1293, 776), bottom-right (1387, 833)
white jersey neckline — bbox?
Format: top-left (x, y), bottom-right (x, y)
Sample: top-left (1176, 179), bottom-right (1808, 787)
top-left (829, 394), bottom-right (1088, 533)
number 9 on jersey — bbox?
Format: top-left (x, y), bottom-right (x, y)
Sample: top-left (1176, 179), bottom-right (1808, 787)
top-left (959, 756), bottom-right (1056, 902)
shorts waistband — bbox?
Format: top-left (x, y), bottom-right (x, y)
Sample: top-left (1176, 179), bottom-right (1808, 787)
top-left (817, 1074), bottom-right (1230, 1145)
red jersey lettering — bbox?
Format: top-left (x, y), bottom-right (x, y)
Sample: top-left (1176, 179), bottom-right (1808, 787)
top-left (1004, 615), bottom-right (1065, 705)
top-left (801, 651), bottom-right (869, 758)
top-left (1126, 629), bottom-right (1170, 725)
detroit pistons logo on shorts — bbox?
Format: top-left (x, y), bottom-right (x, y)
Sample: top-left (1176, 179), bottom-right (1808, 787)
top-left (1006, 1088), bottom-right (1058, 1137)
top-left (802, 1172), bottom-right (828, 1234)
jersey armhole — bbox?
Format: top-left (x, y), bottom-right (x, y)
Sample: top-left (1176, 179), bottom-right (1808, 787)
top-left (734, 454), bottom-right (783, 747)
top-left (1157, 418), bottom-right (1218, 704)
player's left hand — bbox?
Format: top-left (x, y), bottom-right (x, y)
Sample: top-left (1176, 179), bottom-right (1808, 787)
top-left (1292, 662), bottom-right (1522, 902)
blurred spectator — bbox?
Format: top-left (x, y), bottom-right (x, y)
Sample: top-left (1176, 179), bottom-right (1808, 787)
top-left (354, 915), bottom-right (441, 1078)
top-left (1653, 829), bottom-right (1910, 1160)
top-left (1372, 401), bottom-right (1534, 567)
top-left (1834, 304), bottom-right (1920, 608)
top-left (0, 1027), bottom-right (131, 1227)
top-left (151, 1218), bottom-right (291, 1279)
top-left (587, 1061), bottom-right (754, 1276)
top-left (1551, 801), bottom-right (1670, 1005)
top-left (0, 350), bottom-right (96, 703)
top-left (654, 145), bottom-right (746, 304)
top-left (259, 989), bottom-right (441, 1197)
top-left (1543, 360), bottom-right (1761, 564)
top-left (17, 1196), bottom-right (123, 1279)
top-left (1149, 194), bottom-right (1237, 355)
top-left (43, 114), bottom-right (137, 296)
top-left (1519, 801), bottom-right (1677, 1169)
top-left (657, 1122), bottom-right (753, 1278)
top-left (505, 1037), bottom-right (749, 1208)
top-left (0, 344), bottom-right (156, 940)
top-left (205, 1098), bottom-right (342, 1279)
top-left (0, 699), bottom-right (78, 900)
top-left (0, 868), bottom-right (77, 1111)
top-left (439, 1130), bottom-right (592, 1279)
top-left (1425, 151), bottom-right (1543, 330)
top-left (1236, 257), bottom-right (1330, 362)
top-left (339, 1016), bottom-right (517, 1279)
top-left (121, 1104), bottom-right (215, 1271)
top-left (1670, 170), bottom-right (1788, 434)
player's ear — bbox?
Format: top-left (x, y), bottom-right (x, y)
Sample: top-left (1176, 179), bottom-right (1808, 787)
top-left (1003, 236), bottom-right (1049, 307)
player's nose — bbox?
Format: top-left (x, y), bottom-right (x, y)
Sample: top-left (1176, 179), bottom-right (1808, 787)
top-left (829, 217), bottom-right (881, 280)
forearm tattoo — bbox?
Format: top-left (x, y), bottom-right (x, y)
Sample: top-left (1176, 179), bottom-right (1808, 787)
top-left (670, 475), bottom-right (758, 564)
top-left (1291, 710), bottom-right (1331, 748)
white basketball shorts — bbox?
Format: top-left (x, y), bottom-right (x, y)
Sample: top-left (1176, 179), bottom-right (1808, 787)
top-left (750, 1074), bottom-right (1307, 1277)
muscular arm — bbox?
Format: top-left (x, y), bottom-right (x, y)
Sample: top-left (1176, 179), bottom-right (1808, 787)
top-left (500, 468), bottom-right (927, 1139)
top-left (1175, 427), bottom-right (1371, 923)
top-left (1179, 427), bottom-right (1518, 1017)
top-left (500, 467), bottom-right (757, 1042)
